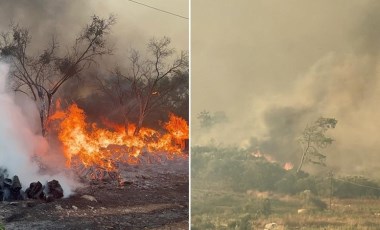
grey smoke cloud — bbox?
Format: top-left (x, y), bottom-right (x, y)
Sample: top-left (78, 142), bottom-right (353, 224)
top-left (0, 0), bottom-right (188, 62)
top-left (0, 0), bottom-right (188, 119)
top-left (192, 0), bottom-right (380, 176)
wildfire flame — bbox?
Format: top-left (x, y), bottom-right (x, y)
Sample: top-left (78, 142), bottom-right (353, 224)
top-left (253, 150), bottom-right (294, 171)
top-left (283, 162), bottom-right (294, 171)
top-left (49, 102), bottom-right (188, 177)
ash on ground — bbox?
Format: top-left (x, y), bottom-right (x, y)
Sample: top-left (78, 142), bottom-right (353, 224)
top-left (0, 157), bottom-right (189, 230)
top-left (117, 156), bottom-right (188, 188)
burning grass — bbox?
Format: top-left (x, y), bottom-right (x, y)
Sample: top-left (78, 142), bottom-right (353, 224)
top-left (49, 102), bottom-right (188, 180)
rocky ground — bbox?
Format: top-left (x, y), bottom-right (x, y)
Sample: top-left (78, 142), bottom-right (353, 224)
top-left (0, 158), bottom-right (189, 230)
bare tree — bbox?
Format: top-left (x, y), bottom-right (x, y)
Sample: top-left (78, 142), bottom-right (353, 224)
top-left (0, 15), bottom-right (115, 136)
top-left (97, 37), bottom-right (188, 135)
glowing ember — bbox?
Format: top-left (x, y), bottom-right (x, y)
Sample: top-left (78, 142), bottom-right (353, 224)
top-left (49, 102), bottom-right (188, 178)
top-left (252, 151), bottom-right (262, 158)
top-left (253, 150), bottom-right (294, 170)
top-left (283, 162), bottom-right (294, 170)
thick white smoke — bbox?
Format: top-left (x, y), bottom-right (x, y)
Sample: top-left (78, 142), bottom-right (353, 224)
top-left (0, 62), bottom-right (78, 197)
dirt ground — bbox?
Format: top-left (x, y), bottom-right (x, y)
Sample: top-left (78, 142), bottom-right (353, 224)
top-left (0, 159), bottom-right (189, 230)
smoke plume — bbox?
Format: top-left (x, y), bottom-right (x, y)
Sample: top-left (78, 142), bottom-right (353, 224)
top-left (0, 62), bottom-right (78, 197)
top-left (0, 0), bottom-right (188, 125)
top-left (192, 0), bottom-right (380, 177)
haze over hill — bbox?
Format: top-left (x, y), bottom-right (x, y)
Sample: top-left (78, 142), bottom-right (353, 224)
top-left (192, 0), bottom-right (380, 176)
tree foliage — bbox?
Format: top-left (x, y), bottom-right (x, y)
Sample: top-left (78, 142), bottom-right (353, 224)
top-left (197, 110), bottom-right (228, 129)
top-left (297, 117), bottom-right (337, 173)
top-left (197, 110), bottom-right (213, 128)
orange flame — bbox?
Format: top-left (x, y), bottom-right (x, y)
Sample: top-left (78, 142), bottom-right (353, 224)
top-left (49, 103), bottom-right (188, 174)
top-left (283, 162), bottom-right (294, 171)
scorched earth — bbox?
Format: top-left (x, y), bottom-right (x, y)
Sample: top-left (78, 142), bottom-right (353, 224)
top-left (0, 158), bottom-right (189, 230)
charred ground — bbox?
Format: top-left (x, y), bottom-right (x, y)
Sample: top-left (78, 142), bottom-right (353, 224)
top-left (0, 160), bottom-right (189, 230)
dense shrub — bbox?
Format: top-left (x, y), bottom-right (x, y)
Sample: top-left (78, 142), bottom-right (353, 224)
top-left (275, 174), bottom-right (297, 194)
top-left (236, 160), bottom-right (286, 192)
top-left (192, 145), bottom-right (380, 199)
top-left (334, 176), bottom-right (380, 198)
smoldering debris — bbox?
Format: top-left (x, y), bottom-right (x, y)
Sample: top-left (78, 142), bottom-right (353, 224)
top-left (0, 170), bottom-right (64, 202)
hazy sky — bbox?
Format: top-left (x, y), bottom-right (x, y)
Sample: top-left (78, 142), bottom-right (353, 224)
top-left (0, 0), bottom-right (189, 59)
top-left (192, 0), bottom-right (369, 114)
top-left (192, 0), bottom-right (380, 176)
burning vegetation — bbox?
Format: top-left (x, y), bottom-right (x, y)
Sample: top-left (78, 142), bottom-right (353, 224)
top-left (0, 8), bottom-right (189, 228)
top-left (49, 102), bottom-right (188, 180)
top-left (0, 13), bottom-right (189, 182)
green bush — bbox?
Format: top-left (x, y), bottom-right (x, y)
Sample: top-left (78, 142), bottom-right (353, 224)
top-left (192, 145), bottom-right (380, 200)
top-left (238, 214), bottom-right (252, 230)
top-left (232, 160), bottom-right (286, 192)
top-left (300, 190), bottom-right (327, 211)
top-left (295, 177), bottom-right (318, 194)
top-left (275, 173), bottom-right (298, 194)
top-left (259, 198), bottom-right (272, 216)
top-left (334, 176), bottom-right (380, 198)
top-left (309, 196), bottom-right (328, 210)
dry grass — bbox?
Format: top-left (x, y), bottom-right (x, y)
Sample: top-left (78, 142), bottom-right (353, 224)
top-left (192, 187), bottom-right (380, 229)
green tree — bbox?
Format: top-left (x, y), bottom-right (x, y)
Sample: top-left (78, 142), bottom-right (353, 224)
top-left (197, 110), bottom-right (228, 129)
top-left (297, 117), bottom-right (337, 173)
top-left (197, 110), bottom-right (213, 128)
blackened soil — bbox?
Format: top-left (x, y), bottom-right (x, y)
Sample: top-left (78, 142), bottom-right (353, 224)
top-left (0, 172), bottom-right (189, 230)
